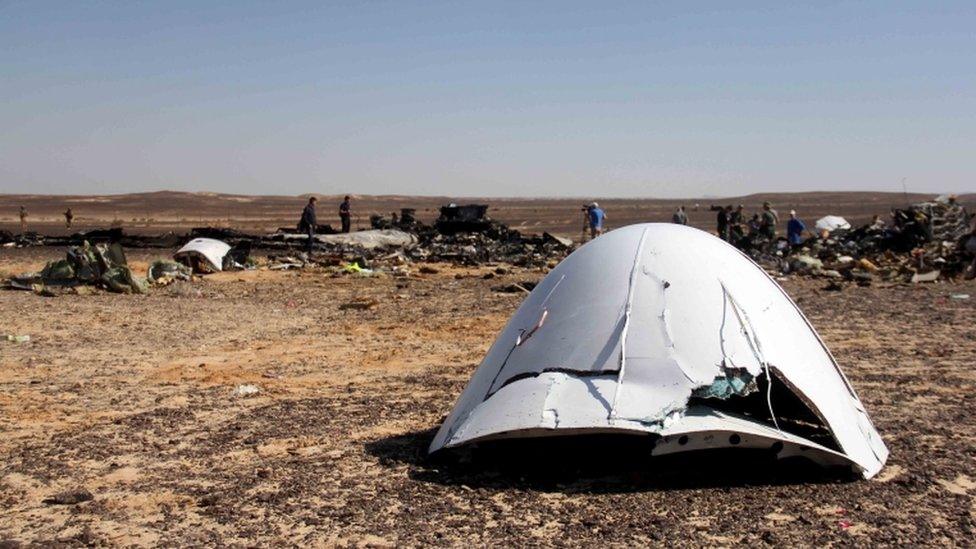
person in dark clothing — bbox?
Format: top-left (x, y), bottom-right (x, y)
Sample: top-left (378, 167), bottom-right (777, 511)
top-left (339, 195), bottom-right (351, 234)
top-left (671, 206), bottom-right (688, 225)
top-left (64, 208), bottom-right (74, 229)
top-left (728, 204), bottom-right (745, 245)
top-left (299, 197), bottom-right (318, 253)
top-left (760, 201), bottom-right (779, 239)
top-left (729, 204), bottom-right (744, 226)
top-left (716, 205), bottom-right (731, 241)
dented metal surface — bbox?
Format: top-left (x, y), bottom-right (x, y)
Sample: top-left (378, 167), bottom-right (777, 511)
top-left (430, 223), bottom-right (889, 478)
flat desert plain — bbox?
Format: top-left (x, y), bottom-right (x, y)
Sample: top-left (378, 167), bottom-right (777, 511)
top-left (0, 193), bottom-right (974, 546)
top-left (1, 190), bottom-right (973, 237)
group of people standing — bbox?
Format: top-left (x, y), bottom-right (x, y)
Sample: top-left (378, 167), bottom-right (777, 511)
top-left (583, 200), bottom-right (801, 247)
top-left (672, 201), bottom-right (806, 248)
top-left (299, 195), bottom-right (352, 252)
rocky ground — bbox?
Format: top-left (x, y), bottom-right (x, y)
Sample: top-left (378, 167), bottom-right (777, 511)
top-left (1, 246), bottom-right (974, 546)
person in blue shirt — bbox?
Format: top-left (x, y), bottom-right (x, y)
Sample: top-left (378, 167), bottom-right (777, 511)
top-left (787, 209), bottom-right (806, 247)
top-left (587, 202), bottom-right (606, 239)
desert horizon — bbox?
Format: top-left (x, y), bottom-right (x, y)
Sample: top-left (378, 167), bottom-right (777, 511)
top-left (2, 189), bottom-right (972, 238)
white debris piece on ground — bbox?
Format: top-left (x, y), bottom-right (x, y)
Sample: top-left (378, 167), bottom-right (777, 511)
top-left (174, 238), bottom-right (232, 272)
top-left (430, 223), bottom-right (889, 479)
top-left (279, 229), bottom-right (417, 250)
top-left (815, 215), bottom-right (852, 232)
top-left (911, 270), bottom-right (941, 283)
top-left (233, 384), bottom-right (261, 397)
top-left (4, 334), bottom-right (30, 343)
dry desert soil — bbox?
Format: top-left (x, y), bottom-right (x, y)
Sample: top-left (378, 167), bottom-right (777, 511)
top-left (2, 191), bottom-right (976, 546)
top-left (0, 243), bottom-right (974, 546)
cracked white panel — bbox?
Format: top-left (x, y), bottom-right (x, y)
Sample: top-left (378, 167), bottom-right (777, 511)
top-left (611, 239), bottom-right (764, 423)
top-left (431, 224), bottom-right (888, 478)
top-left (444, 376), bottom-right (853, 471)
top-left (448, 373), bottom-right (623, 445)
top-left (482, 229), bottom-right (640, 395)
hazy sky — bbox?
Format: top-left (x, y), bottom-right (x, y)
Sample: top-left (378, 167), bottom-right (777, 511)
top-left (1, 1), bottom-right (974, 197)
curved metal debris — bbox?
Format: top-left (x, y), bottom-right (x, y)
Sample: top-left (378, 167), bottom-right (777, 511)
top-left (174, 238), bottom-right (232, 272)
top-left (430, 223), bottom-right (888, 478)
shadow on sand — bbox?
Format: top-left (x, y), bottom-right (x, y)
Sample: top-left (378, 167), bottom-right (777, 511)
top-left (365, 428), bottom-right (856, 494)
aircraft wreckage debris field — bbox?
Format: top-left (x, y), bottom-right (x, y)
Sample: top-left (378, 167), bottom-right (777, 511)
top-left (1, 246), bottom-right (975, 546)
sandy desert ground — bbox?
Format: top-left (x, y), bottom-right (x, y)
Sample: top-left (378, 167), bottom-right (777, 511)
top-left (1, 242), bottom-right (974, 546)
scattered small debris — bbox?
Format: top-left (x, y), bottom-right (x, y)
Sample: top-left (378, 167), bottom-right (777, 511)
top-left (339, 298), bottom-right (380, 311)
top-left (31, 284), bottom-right (58, 297)
top-left (911, 270), bottom-right (941, 283)
top-left (822, 280), bottom-right (844, 292)
top-left (233, 384), bottom-right (261, 398)
top-left (492, 281), bottom-right (537, 293)
top-left (148, 260), bottom-right (192, 286)
top-left (43, 488), bottom-right (93, 505)
top-left (198, 494), bottom-right (219, 507)
top-left (343, 262), bottom-right (374, 275)
top-left (3, 334), bottom-right (30, 343)
top-left (950, 293), bottom-right (970, 300)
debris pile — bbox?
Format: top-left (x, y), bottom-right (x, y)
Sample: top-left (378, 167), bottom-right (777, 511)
top-left (370, 204), bottom-right (573, 267)
top-left (742, 199), bottom-right (974, 284)
top-left (147, 260), bottom-right (193, 286)
top-left (4, 241), bottom-right (148, 295)
top-left (7, 198), bottom-right (968, 286)
top-left (3, 202), bottom-right (574, 272)
top-left (2, 227), bottom-right (183, 249)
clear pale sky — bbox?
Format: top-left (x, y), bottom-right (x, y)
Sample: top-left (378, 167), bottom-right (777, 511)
top-left (1, 1), bottom-right (973, 197)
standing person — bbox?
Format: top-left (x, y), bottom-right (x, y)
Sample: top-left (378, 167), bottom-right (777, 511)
top-left (760, 201), bottom-right (779, 239)
top-left (18, 206), bottom-right (27, 233)
top-left (64, 208), bottom-right (74, 229)
top-left (716, 205), bottom-right (730, 241)
top-left (672, 206), bottom-right (688, 225)
top-left (729, 204), bottom-right (744, 226)
top-left (299, 197), bottom-right (318, 254)
top-left (728, 204), bottom-right (745, 243)
top-left (587, 202), bottom-right (606, 239)
top-left (786, 210), bottom-right (806, 249)
top-left (339, 195), bottom-right (352, 234)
